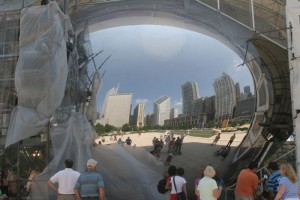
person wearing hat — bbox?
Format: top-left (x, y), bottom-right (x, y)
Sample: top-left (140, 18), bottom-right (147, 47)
top-left (47, 159), bottom-right (80, 200)
top-left (74, 159), bottom-right (105, 200)
top-left (267, 162), bottom-right (282, 199)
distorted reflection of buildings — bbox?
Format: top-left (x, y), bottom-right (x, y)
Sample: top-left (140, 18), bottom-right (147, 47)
top-left (153, 96), bottom-right (170, 126)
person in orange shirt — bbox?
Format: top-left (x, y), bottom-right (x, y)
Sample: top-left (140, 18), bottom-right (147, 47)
top-left (235, 162), bottom-right (259, 200)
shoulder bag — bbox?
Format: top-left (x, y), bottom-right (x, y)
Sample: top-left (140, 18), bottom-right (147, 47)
top-left (173, 176), bottom-right (186, 200)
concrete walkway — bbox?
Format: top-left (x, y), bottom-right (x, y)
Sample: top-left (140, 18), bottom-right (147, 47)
top-left (96, 131), bottom-right (246, 200)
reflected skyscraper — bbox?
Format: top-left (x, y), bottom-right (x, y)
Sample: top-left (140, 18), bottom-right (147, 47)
top-left (214, 72), bottom-right (236, 122)
top-left (153, 96), bottom-right (170, 126)
top-left (100, 87), bottom-right (132, 127)
top-left (181, 81), bottom-right (199, 116)
top-left (133, 103), bottom-right (145, 127)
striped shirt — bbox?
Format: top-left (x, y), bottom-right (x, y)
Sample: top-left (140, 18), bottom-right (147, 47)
top-left (75, 170), bottom-right (104, 197)
top-left (267, 170), bottom-right (281, 193)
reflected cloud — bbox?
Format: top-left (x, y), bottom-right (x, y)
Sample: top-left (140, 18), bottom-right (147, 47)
top-left (141, 25), bottom-right (186, 62)
top-left (135, 98), bottom-right (149, 104)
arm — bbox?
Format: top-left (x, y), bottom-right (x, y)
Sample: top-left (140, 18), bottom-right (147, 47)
top-left (182, 183), bottom-right (188, 199)
top-left (274, 184), bottom-right (285, 200)
top-left (99, 187), bottom-right (105, 200)
top-left (74, 188), bottom-right (81, 200)
top-left (213, 187), bottom-right (222, 198)
top-left (195, 184), bottom-right (200, 198)
top-left (47, 180), bottom-right (60, 198)
top-left (165, 181), bottom-right (171, 190)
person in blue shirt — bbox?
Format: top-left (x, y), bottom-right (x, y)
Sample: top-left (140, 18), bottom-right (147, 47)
top-left (267, 162), bottom-right (282, 199)
top-left (274, 163), bottom-right (299, 200)
top-left (75, 159), bottom-right (105, 200)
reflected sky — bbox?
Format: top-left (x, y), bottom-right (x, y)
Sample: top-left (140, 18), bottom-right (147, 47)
top-left (90, 25), bottom-right (254, 114)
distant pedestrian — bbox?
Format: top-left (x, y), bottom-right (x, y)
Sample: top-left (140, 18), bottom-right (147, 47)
top-left (165, 135), bottom-right (171, 145)
top-left (235, 161), bottom-right (259, 200)
top-left (125, 137), bottom-right (132, 145)
top-left (47, 159), bottom-right (80, 200)
top-left (75, 159), bottom-right (105, 200)
top-left (168, 138), bottom-right (175, 153)
top-left (165, 153), bottom-right (174, 166)
top-left (174, 137), bottom-right (182, 155)
top-left (211, 133), bottom-right (221, 145)
top-left (226, 133), bottom-right (236, 147)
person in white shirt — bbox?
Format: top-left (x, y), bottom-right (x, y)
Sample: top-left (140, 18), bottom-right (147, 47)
top-left (48, 159), bottom-right (80, 200)
top-left (196, 166), bottom-right (222, 200)
top-left (166, 167), bottom-right (188, 200)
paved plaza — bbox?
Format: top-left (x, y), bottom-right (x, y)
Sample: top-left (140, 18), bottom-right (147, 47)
top-left (96, 131), bottom-right (246, 199)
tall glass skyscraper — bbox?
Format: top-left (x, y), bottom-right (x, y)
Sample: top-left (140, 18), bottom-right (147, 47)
top-left (213, 72), bottom-right (236, 122)
top-left (181, 82), bottom-right (199, 116)
top-left (133, 103), bottom-right (145, 127)
top-left (153, 96), bottom-right (170, 126)
top-left (100, 87), bottom-right (132, 127)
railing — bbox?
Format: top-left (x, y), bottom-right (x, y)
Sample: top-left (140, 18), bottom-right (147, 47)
top-left (223, 146), bottom-right (296, 200)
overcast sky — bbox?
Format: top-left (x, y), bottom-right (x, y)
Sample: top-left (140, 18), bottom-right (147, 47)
top-left (90, 25), bottom-right (254, 115)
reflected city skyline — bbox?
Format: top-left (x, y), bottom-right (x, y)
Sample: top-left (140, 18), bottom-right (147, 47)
top-left (90, 25), bottom-right (254, 115)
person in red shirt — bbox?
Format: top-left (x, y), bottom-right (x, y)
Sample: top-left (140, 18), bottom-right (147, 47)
top-left (235, 161), bottom-right (259, 200)
top-left (165, 165), bottom-right (177, 200)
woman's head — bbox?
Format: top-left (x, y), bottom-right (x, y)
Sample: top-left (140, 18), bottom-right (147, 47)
top-left (204, 166), bottom-right (216, 178)
top-left (280, 163), bottom-right (297, 183)
top-left (168, 165), bottom-right (177, 176)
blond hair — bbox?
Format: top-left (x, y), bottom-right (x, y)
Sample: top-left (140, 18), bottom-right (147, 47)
top-left (280, 163), bottom-right (297, 183)
top-left (204, 166), bottom-right (216, 178)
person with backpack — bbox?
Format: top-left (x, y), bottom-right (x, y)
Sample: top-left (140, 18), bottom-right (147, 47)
top-left (157, 165), bottom-right (177, 200)
top-left (166, 167), bottom-right (187, 200)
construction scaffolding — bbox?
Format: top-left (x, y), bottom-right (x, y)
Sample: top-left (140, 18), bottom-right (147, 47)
top-left (0, 0), bottom-right (296, 199)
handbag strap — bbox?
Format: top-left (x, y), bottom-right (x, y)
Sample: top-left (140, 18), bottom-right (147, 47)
top-left (173, 176), bottom-right (178, 193)
top-left (173, 176), bottom-right (183, 200)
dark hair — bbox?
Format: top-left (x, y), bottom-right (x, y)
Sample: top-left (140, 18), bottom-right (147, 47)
top-left (41, 0), bottom-right (49, 5)
top-left (64, 159), bottom-right (73, 168)
top-left (267, 162), bottom-right (278, 171)
top-left (168, 165), bottom-right (177, 176)
top-left (248, 161), bottom-right (258, 170)
top-left (177, 167), bottom-right (185, 176)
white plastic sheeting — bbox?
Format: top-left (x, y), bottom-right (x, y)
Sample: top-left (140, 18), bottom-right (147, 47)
top-left (91, 144), bottom-right (164, 200)
top-left (85, 71), bottom-right (103, 124)
top-left (30, 113), bottom-right (164, 199)
top-left (30, 112), bottom-right (94, 199)
top-left (0, 0), bottom-right (37, 11)
top-left (5, 2), bottom-right (71, 147)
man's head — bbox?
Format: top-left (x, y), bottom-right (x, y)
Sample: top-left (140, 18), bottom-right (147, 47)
top-left (267, 162), bottom-right (278, 172)
top-left (248, 161), bottom-right (258, 172)
top-left (87, 159), bottom-right (97, 170)
top-left (64, 159), bottom-right (73, 168)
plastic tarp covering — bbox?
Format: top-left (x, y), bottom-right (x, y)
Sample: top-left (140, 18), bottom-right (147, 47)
top-left (30, 113), bottom-right (164, 200)
top-left (77, 26), bottom-right (93, 61)
top-left (30, 112), bottom-right (94, 199)
top-left (0, 0), bottom-right (37, 12)
top-left (5, 2), bottom-right (71, 147)
top-left (85, 71), bottom-right (102, 124)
